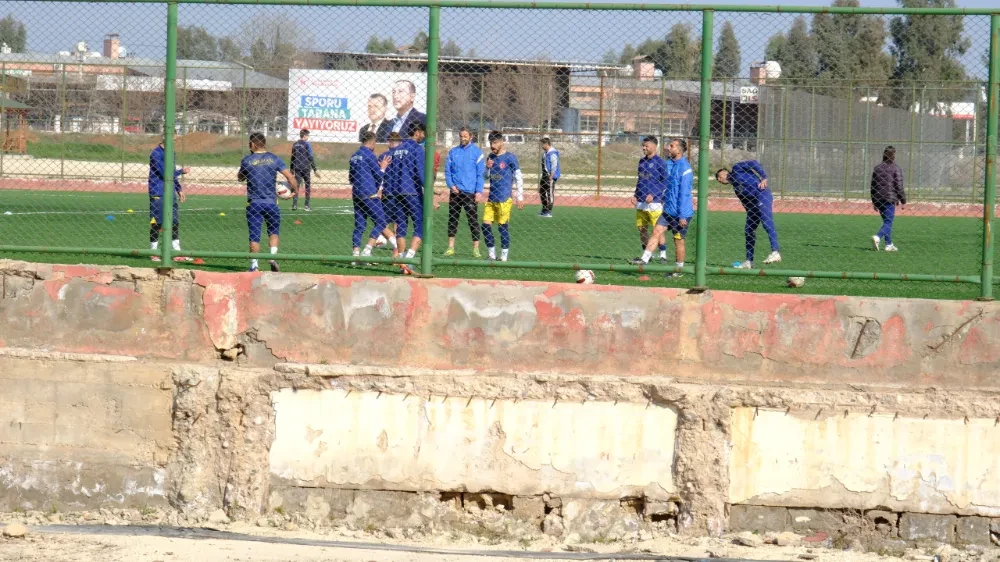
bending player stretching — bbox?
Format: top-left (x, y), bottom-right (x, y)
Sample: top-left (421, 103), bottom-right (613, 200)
top-left (349, 130), bottom-right (395, 262)
top-left (238, 132), bottom-right (297, 272)
top-left (715, 160), bottom-right (781, 268)
top-left (482, 130), bottom-right (524, 262)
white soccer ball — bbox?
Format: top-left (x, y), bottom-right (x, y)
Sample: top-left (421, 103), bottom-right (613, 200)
top-left (787, 276), bottom-right (805, 288)
top-left (575, 270), bottom-right (595, 284)
top-left (276, 180), bottom-right (293, 200)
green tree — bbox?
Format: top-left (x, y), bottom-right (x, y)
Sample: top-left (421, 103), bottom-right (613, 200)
top-left (617, 44), bottom-right (638, 65)
top-left (441, 39), bottom-right (462, 57)
top-left (766, 16), bottom-right (817, 87)
top-left (602, 49), bottom-right (618, 65)
top-left (412, 31), bottom-right (429, 53)
top-left (659, 24), bottom-right (698, 79)
top-left (0, 14), bottom-right (26, 53)
top-left (218, 36), bottom-right (242, 62)
top-left (177, 25), bottom-right (219, 61)
top-left (887, 0), bottom-right (970, 109)
top-left (366, 35), bottom-right (396, 54)
top-left (811, 0), bottom-right (892, 99)
top-left (714, 21), bottom-right (742, 79)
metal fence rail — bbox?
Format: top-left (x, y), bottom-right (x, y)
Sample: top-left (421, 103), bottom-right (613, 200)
top-left (0, 0), bottom-right (995, 299)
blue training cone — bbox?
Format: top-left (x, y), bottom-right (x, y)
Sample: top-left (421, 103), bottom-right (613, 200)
top-left (106, 215), bottom-right (115, 221)
top-left (732, 261), bottom-right (743, 268)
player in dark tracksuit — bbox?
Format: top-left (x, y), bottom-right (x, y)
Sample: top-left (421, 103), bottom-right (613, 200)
top-left (148, 137), bottom-right (191, 263)
top-left (349, 130), bottom-right (395, 262)
top-left (870, 145), bottom-right (906, 252)
top-left (716, 160), bottom-right (782, 268)
top-left (538, 136), bottom-right (560, 217)
top-left (290, 129), bottom-right (319, 211)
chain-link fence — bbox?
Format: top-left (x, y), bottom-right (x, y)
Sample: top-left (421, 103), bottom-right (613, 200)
top-left (0, 1), bottom-right (996, 299)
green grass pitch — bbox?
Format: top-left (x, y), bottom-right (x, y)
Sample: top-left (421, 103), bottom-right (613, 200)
top-left (0, 189), bottom-right (988, 301)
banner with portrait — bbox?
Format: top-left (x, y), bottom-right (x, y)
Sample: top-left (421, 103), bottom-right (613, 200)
top-left (286, 69), bottom-right (428, 144)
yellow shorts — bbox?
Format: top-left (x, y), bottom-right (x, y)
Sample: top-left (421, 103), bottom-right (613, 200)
top-left (483, 199), bottom-right (513, 225)
top-left (635, 210), bottom-right (662, 228)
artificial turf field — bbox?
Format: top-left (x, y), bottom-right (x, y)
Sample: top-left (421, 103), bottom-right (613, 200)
top-left (0, 189), bottom-right (989, 301)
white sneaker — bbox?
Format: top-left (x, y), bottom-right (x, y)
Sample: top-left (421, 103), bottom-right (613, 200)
top-left (885, 244), bottom-right (899, 252)
top-left (763, 251), bottom-right (782, 265)
top-left (872, 235), bottom-right (881, 251)
top-left (735, 260), bottom-right (753, 269)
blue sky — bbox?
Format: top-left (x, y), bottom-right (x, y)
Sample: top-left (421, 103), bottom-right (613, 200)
top-left (7, 0), bottom-right (994, 78)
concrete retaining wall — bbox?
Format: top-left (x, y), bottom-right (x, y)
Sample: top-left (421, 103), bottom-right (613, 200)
top-left (3, 260), bottom-right (1000, 544)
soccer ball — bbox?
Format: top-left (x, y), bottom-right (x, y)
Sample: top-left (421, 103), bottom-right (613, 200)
top-left (787, 276), bottom-right (805, 288)
top-left (575, 270), bottom-right (595, 284)
top-left (276, 180), bottom-right (293, 200)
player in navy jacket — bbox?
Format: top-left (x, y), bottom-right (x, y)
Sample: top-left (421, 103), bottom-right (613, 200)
top-left (349, 130), bottom-right (395, 262)
top-left (384, 123), bottom-right (426, 274)
top-left (148, 136), bottom-right (191, 262)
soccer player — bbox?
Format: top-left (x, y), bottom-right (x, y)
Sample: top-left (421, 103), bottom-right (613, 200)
top-left (870, 145), bottom-right (906, 252)
top-left (443, 127), bottom-right (485, 257)
top-left (237, 132), bottom-right (298, 272)
top-left (148, 135), bottom-right (191, 263)
top-left (385, 123), bottom-right (426, 275)
top-left (631, 138), bottom-right (693, 277)
top-left (290, 128), bottom-right (319, 211)
top-left (481, 130), bottom-right (524, 262)
top-left (349, 131), bottom-right (395, 262)
top-left (715, 159), bottom-right (782, 268)
top-left (630, 135), bottom-right (670, 265)
top-left (538, 136), bottom-right (560, 217)
top-left (375, 133), bottom-right (402, 251)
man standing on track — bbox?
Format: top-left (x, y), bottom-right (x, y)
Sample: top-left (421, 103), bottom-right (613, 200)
top-left (443, 127), bottom-right (485, 257)
top-left (538, 136), bottom-right (560, 218)
top-left (148, 135), bottom-right (191, 263)
top-left (290, 128), bottom-right (319, 211)
top-left (715, 159), bottom-right (782, 268)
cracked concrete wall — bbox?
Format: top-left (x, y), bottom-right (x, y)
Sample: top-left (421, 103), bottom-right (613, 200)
top-left (730, 407), bottom-right (1000, 517)
top-left (268, 389), bottom-right (678, 500)
top-left (4, 261), bottom-right (1000, 386)
top-left (0, 356), bottom-right (173, 511)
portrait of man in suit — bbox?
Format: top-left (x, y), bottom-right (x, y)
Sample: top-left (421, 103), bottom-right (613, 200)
top-left (390, 79), bottom-right (426, 138)
top-left (359, 93), bottom-right (391, 143)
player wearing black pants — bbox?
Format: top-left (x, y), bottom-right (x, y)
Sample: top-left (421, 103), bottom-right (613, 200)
top-left (538, 137), bottom-right (560, 218)
top-left (448, 190), bottom-right (481, 243)
top-left (290, 129), bottom-right (319, 211)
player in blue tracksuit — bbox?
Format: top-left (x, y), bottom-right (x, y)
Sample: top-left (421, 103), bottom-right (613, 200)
top-left (349, 130), bottom-right (396, 262)
top-left (148, 137), bottom-right (191, 262)
top-left (290, 128), bottom-right (319, 211)
top-left (716, 159), bottom-right (782, 268)
top-left (630, 136), bottom-right (670, 264)
top-left (373, 133), bottom-right (402, 251)
top-left (384, 123), bottom-right (425, 274)
top-left (538, 136), bottom-right (560, 217)
top-left (632, 138), bottom-right (693, 278)
top-left (443, 126), bottom-right (485, 257)
top-left (482, 130), bottom-right (524, 262)
top-left (238, 132), bottom-right (298, 272)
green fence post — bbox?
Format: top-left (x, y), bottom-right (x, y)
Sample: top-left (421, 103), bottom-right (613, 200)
top-left (1, 62), bottom-right (6, 178)
top-left (807, 85), bottom-right (815, 191)
top-left (980, 14), bottom-right (999, 300)
top-left (778, 86), bottom-right (788, 198)
top-left (60, 65), bottom-right (66, 179)
top-left (161, 2), bottom-right (179, 266)
top-left (421, 6), bottom-right (440, 276)
top-left (694, 9), bottom-right (713, 291)
top-left (843, 80), bottom-right (854, 201)
top-left (120, 64), bottom-right (128, 182)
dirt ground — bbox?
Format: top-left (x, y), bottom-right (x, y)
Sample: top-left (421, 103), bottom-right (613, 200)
top-left (0, 522), bottom-right (978, 562)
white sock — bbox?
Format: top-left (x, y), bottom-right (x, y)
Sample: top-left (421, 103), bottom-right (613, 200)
top-left (151, 241), bottom-right (159, 250)
top-left (501, 248), bottom-right (509, 261)
top-left (659, 250), bottom-right (667, 259)
top-left (172, 239), bottom-right (181, 251)
top-left (362, 245), bottom-right (372, 257)
top-left (641, 250), bottom-right (652, 263)
top-left (250, 259), bottom-right (259, 269)
top-left (488, 247), bottom-right (496, 259)
top-left (405, 249), bottom-right (416, 259)
top-left (390, 238), bottom-right (398, 249)
top-left (270, 247), bottom-right (278, 260)
top-left (676, 261), bottom-right (684, 268)
top-left (353, 249), bottom-right (361, 257)
top-left (376, 235), bottom-right (386, 245)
